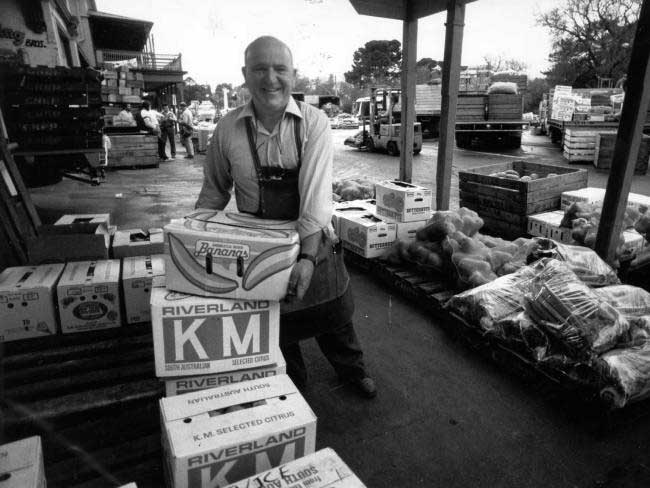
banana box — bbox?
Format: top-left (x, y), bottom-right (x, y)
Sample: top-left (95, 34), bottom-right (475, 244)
top-left (150, 287), bottom-right (280, 377)
top-left (0, 436), bottom-right (46, 488)
top-left (339, 213), bottom-right (396, 259)
top-left (57, 260), bottom-right (122, 333)
top-left (0, 263), bottom-right (65, 342)
top-left (164, 210), bottom-right (299, 300)
top-left (164, 352), bottom-right (286, 396)
top-left (160, 375), bottom-right (316, 488)
top-left (112, 228), bottom-right (165, 258)
top-left (332, 199), bottom-right (376, 236)
top-left (375, 180), bottom-right (432, 222)
top-left (55, 213), bottom-right (111, 227)
top-left (121, 254), bottom-right (165, 324)
top-left (117, 485), bottom-right (137, 488)
top-left (223, 448), bottom-right (367, 488)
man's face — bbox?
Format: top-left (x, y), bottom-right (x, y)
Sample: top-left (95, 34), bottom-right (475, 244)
top-left (243, 41), bottom-right (296, 116)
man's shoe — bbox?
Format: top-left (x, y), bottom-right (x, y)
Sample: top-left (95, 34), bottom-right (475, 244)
top-left (184, 155), bottom-right (194, 159)
top-left (350, 377), bottom-right (377, 399)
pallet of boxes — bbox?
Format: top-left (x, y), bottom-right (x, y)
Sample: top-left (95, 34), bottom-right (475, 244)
top-left (156, 210), bottom-right (367, 487)
top-left (101, 66), bottom-right (159, 169)
top-left (334, 180), bottom-right (433, 260)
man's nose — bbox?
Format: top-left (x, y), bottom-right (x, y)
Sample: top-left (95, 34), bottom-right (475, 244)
top-left (263, 67), bottom-right (278, 83)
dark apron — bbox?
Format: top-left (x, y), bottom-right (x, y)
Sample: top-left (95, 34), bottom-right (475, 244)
top-left (244, 111), bottom-right (349, 313)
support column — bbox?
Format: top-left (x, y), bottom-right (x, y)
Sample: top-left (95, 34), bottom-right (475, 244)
top-left (399, 6), bottom-right (417, 183)
top-left (595, 0), bottom-right (650, 263)
top-left (436, 0), bottom-right (465, 210)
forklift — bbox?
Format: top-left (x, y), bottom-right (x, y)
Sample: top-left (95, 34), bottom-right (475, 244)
top-left (352, 87), bottom-right (422, 156)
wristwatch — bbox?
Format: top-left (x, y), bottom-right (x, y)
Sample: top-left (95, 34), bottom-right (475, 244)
top-left (298, 253), bottom-right (316, 265)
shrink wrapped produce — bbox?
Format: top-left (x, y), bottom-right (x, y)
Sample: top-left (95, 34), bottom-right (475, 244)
top-left (529, 238), bottom-right (620, 287)
top-left (597, 342), bottom-right (650, 408)
top-left (332, 178), bottom-right (375, 201)
top-left (445, 265), bottom-right (537, 331)
top-left (594, 285), bottom-right (650, 317)
top-left (492, 311), bottom-right (550, 361)
top-left (487, 82), bottom-right (518, 95)
top-left (524, 259), bottom-right (629, 357)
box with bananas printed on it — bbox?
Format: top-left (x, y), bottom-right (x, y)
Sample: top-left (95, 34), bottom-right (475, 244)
top-left (164, 210), bottom-right (299, 301)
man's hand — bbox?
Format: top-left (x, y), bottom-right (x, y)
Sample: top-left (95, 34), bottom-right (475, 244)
top-left (285, 259), bottom-right (315, 302)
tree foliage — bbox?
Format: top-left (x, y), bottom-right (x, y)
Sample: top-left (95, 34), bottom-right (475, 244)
top-left (344, 40), bottom-right (402, 88)
top-left (481, 54), bottom-right (527, 73)
top-left (524, 78), bottom-right (551, 113)
top-left (536, 0), bottom-right (641, 87)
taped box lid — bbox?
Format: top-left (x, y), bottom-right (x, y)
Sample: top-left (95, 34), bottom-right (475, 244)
top-left (121, 254), bottom-right (165, 280)
top-left (58, 260), bottom-right (121, 286)
top-left (0, 264), bottom-right (65, 291)
top-left (113, 228), bottom-right (164, 246)
top-left (222, 448), bottom-right (367, 488)
top-left (185, 210), bottom-right (298, 232)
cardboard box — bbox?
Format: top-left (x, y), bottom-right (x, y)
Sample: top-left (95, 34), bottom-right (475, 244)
top-left (527, 211), bottom-right (572, 243)
top-left (121, 254), bottom-right (165, 324)
top-left (150, 288), bottom-right (280, 377)
top-left (332, 199), bottom-right (376, 236)
top-left (160, 375), bottom-right (317, 488)
top-left (339, 213), bottom-right (396, 259)
top-left (375, 180), bottom-right (432, 222)
top-left (55, 213), bottom-right (111, 227)
top-left (560, 187), bottom-right (650, 212)
top-left (112, 228), bottom-right (165, 258)
top-left (57, 260), bottom-right (122, 333)
top-left (0, 264), bottom-right (65, 342)
top-left (223, 448), bottom-right (367, 488)
top-left (164, 353), bottom-right (286, 396)
top-left (0, 436), bottom-right (46, 488)
top-left (394, 219), bottom-right (429, 242)
top-left (164, 210), bottom-right (299, 300)
top-left (117, 485), bottom-right (137, 488)
top-left (27, 223), bottom-right (111, 264)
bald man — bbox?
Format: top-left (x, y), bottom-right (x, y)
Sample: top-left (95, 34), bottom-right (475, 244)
top-left (196, 36), bottom-right (376, 398)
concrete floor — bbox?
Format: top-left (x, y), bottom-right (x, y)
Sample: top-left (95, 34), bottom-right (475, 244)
top-left (27, 131), bottom-right (650, 487)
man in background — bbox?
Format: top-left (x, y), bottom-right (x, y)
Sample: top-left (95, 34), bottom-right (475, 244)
top-left (178, 101), bottom-right (195, 159)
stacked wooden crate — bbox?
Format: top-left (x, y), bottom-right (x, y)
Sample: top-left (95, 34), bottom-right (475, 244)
top-left (595, 133), bottom-right (650, 174)
top-left (459, 161), bottom-right (588, 239)
top-left (456, 95), bottom-right (486, 121)
top-left (107, 133), bottom-right (159, 168)
top-left (563, 127), bottom-right (608, 162)
top-left (487, 93), bottom-right (522, 120)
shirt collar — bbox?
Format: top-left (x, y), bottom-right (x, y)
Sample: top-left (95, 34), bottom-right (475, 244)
top-left (236, 96), bottom-right (303, 122)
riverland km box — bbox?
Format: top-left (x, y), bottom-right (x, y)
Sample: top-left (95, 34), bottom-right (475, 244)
top-left (164, 353), bottom-right (286, 396)
top-left (160, 374), bottom-right (317, 488)
top-left (150, 288), bottom-right (280, 377)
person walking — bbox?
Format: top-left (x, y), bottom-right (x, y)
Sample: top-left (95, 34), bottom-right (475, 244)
top-left (195, 35), bottom-right (376, 398)
top-left (178, 102), bottom-right (195, 159)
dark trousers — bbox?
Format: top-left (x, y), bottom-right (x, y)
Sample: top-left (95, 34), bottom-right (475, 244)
top-left (157, 135), bottom-right (167, 160)
top-left (280, 286), bottom-right (367, 383)
top-left (162, 127), bottom-right (176, 157)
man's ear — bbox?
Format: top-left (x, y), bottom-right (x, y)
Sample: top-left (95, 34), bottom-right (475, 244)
top-left (241, 66), bottom-right (247, 82)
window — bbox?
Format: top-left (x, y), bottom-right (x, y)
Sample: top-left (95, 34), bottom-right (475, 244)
top-left (57, 28), bottom-right (74, 67)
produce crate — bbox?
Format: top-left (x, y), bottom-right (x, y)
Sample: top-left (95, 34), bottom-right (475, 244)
top-left (107, 133), bottom-right (159, 168)
top-left (594, 132), bottom-right (650, 174)
top-left (459, 160), bottom-right (588, 239)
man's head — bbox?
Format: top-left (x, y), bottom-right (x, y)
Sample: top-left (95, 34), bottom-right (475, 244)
top-left (242, 36), bottom-right (296, 117)
top-left (162, 104), bottom-right (169, 113)
top-left (142, 101), bottom-right (150, 110)
top-left (180, 102), bottom-right (187, 110)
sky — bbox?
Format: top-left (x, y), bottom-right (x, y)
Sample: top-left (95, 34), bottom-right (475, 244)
top-left (96, 0), bottom-right (564, 88)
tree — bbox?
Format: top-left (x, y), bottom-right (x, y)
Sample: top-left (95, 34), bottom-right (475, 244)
top-left (415, 57), bottom-right (443, 83)
top-left (183, 81), bottom-right (213, 104)
top-left (481, 54), bottom-right (527, 73)
top-left (344, 40), bottom-right (402, 88)
top-left (524, 78), bottom-right (551, 113)
top-left (536, 0), bottom-right (641, 87)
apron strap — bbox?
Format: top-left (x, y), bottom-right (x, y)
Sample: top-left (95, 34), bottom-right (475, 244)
top-left (245, 117), bottom-right (265, 180)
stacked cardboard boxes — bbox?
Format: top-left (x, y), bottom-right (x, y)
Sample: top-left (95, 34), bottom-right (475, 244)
top-left (100, 66), bottom-right (144, 106)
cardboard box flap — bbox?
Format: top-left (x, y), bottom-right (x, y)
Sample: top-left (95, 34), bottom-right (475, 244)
top-left (161, 375), bottom-right (297, 422)
top-left (0, 436), bottom-right (40, 473)
top-left (188, 210), bottom-right (298, 231)
top-left (54, 213), bottom-right (111, 226)
top-left (113, 228), bottom-right (164, 246)
top-left (122, 255), bottom-right (165, 279)
top-left (58, 260), bottom-right (121, 286)
top-left (0, 264), bottom-right (65, 290)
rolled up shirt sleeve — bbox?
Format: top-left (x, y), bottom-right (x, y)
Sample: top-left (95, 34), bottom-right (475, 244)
top-left (297, 110), bottom-right (333, 243)
top-left (195, 124), bottom-right (232, 210)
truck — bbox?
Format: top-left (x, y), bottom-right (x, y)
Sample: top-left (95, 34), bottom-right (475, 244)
top-left (353, 84), bottom-right (441, 138)
top-left (348, 87), bottom-right (422, 156)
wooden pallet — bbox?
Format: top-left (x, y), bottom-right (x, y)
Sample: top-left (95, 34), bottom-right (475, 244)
top-left (1, 324), bottom-right (164, 487)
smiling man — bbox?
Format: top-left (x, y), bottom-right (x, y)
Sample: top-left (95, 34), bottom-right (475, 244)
top-left (196, 36), bottom-right (376, 399)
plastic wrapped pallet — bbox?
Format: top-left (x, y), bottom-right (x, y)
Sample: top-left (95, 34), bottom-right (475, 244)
top-left (594, 285), bottom-right (650, 317)
top-left (597, 342), bottom-right (650, 408)
top-left (525, 259), bottom-right (629, 357)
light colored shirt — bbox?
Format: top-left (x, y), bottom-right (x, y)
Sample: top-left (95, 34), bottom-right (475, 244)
top-left (140, 109), bottom-right (159, 130)
top-left (196, 97), bottom-right (333, 243)
top-left (180, 108), bottom-right (194, 127)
